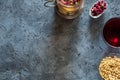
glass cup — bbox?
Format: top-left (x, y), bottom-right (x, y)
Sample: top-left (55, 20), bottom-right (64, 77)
top-left (44, 0), bottom-right (84, 19)
top-left (102, 17), bottom-right (120, 56)
top-left (102, 17), bottom-right (120, 48)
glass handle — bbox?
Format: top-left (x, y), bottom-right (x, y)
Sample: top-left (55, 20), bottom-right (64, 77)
top-left (44, 0), bottom-right (56, 7)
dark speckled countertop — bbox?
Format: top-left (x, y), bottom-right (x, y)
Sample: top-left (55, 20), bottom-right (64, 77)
top-left (0, 0), bottom-right (120, 80)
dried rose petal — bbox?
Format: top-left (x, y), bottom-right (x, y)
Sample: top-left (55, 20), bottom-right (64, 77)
top-left (60, 0), bottom-right (79, 5)
top-left (98, 1), bottom-right (101, 5)
top-left (104, 3), bottom-right (107, 7)
top-left (73, 0), bottom-right (77, 2)
top-left (91, 0), bottom-right (107, 16)
top-left (61, 0), bottom-right (70, 5)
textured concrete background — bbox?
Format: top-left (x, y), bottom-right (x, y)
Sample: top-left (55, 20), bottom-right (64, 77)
top-left (0, 0), bottom-right (120, 80)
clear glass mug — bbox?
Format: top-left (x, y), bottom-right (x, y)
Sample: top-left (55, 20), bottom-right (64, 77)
top-left (44, 0), bottom-right (84, 19)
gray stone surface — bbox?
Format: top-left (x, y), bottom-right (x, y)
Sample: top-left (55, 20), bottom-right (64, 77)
top-left (0, 0), bottom-right (120, 80)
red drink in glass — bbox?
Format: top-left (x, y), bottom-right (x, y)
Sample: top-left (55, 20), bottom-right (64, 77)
top-left (103, 18), bottom-right (120, 47)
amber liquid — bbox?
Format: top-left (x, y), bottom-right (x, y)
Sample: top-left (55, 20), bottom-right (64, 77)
top-left (57, 0), bottom-right (81, 15)
top-left (103, 18), bottom-right (120, 47)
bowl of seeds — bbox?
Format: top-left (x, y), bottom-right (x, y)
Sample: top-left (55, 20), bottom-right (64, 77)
top-left (99, 56), bottom-right (120, 80)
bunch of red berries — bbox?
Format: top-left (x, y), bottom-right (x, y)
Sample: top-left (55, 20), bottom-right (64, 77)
top-left (91, 0), bottom-right (107, 16)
